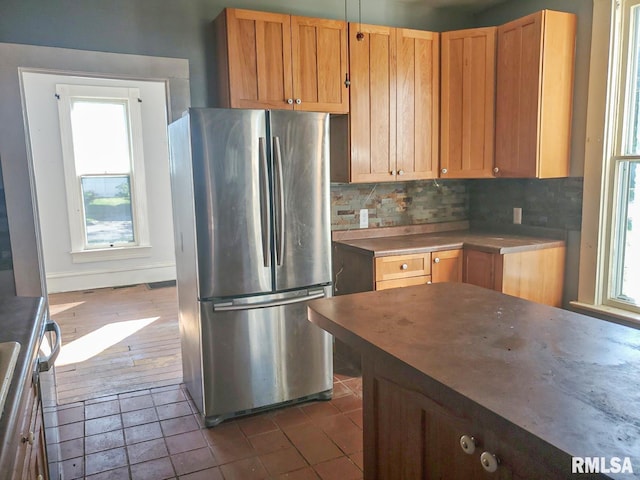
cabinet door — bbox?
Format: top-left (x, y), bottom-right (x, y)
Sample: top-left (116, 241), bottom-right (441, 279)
top-left (224, 9), bottom-right (293, 110)
top-left (349, 23), bottom-right (397, 183)
top-left (396, 28), bottom-right (439, 180)
top-left (463, 249), bottom-right (502, 291)
top-left (441, 27), bottom-right (496, 179)
top-left (431, 249), bottom-right (463, 283)
top-left (291, 17), bottom-right (348, 113)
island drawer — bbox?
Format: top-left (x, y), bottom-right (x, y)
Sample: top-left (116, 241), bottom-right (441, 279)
top-left (374, 253), bottom-right (431, 282)
top-left (376, 275), bottom-right (432, 291)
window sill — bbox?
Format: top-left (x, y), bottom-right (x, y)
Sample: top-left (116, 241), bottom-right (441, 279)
top-left (71, 245), bottom-right (152, 264)
top-left (570, 301), bottom-right (640, 329)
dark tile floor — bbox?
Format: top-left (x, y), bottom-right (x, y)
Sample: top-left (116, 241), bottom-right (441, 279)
top-left (45, 373), bottom-right (364, 479)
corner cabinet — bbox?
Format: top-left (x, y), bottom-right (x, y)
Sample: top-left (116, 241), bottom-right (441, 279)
top-left (332, 24), bottom-right (439, 183)
top-left (214, 8), bottom-right (348, 113)
top-left (440, 27), bottom-right (496, 179)
top-left (494, 10), bottom-right (576, 178)
top-left (463, 246), bottom-right (565, 307)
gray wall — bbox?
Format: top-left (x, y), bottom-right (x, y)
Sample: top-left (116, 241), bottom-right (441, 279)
top-left (0, 0), bottom-right (475, 108)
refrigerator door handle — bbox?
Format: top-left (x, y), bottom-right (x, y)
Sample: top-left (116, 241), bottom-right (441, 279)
top-left (213, 291), bottom-right (325, 312)
top-left (259, 137), bottom-right (271, 268)
top-left (273, 136), bottom-right (285, 266)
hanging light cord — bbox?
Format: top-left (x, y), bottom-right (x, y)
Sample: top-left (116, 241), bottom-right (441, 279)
top-left (356, 0), bottom-right (364, 41)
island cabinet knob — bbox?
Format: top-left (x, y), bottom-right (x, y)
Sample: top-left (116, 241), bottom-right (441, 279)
top-left (441, 168), bottom-right (448, 174)
top-left (287, 98), bottom-right (294, 105)
top-left (459, 435), bottom-right (476, 454)
top-left (493, 167), bottom-right (500, 174)
top-left (295, 98), bottom-right (302, 105)
top-left (433, 257), bottom-right (440, 264)
top-left (400, 263), bottom-right (408, 270)
top-left (398, 169), bottom-right (405, 175)
top-left (390, 170), bottom-right (396, 176)
top-left (480, 451), bottom-right (500, 473)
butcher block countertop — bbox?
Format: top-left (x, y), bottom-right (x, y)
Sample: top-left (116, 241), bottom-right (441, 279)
top-left (334, 231), bottom-right (565, 257)
top-left (308, 283), bottom-right (640, 478)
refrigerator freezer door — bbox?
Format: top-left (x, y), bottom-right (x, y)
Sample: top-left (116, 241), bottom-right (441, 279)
top-left (269, 111), bottom-right (332, 291)
top-left (198, 288), bottom-right (333, 425)
top-left (188, 109), bottom-right (273, 299)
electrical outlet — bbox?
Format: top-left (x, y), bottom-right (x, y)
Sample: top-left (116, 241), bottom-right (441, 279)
top-left (360, 208), bottom-right (369, 229)
top-left (513, 207), bottom-right (522, 225)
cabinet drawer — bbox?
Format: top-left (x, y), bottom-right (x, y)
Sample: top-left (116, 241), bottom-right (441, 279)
top-left (375, 253), bottom-right (431, 281)
top-left (376, 275), bottom-right (432, 291)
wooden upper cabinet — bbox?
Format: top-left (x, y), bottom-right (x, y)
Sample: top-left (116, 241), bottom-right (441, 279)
top-left (396, 28), bottom-right (439, 181)
top-left (348, 24), bottom-right (397, 183)
top-left (440, 27), bottom-right (496, 179)
top-left (215, 9), bottom-right (348, 113)
top-left (495, 10), bottom-right (576, 178)
top-left (343, 23), bottom-right (439, 183)
top-left (291, 16), bottom-right (349, 112)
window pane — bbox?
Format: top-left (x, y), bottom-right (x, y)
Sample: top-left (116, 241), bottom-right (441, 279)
top-left (612, 161), bottom-right (640, 303)
top-left (70, 100), bottom-right (132, 174)
top-left (82, 176), bottom-right (135, 246)
top-left (624, 5), bottom-right (640, 155)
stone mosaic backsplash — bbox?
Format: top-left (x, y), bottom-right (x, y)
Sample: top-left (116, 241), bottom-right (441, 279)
top-left (467, 177), bottom-right (583, 231)
top-left (331, 179), bottom-right (468, 230)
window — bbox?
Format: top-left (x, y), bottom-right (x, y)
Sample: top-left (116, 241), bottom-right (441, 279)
top-left (606, 0), bottom-right (640, 313)
top-left (56, 84), bottom-right (151, 262)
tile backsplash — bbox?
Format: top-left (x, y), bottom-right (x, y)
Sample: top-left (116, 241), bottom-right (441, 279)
top-left (467, 177), bottom-right (583, 231)
top-left (331, 179), bottom-right (468, 230)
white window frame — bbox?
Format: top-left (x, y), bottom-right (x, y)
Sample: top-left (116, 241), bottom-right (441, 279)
top-left (56, 84), bottom-right (151, 263)
top-left (575, 0), bottom-right (640, 324)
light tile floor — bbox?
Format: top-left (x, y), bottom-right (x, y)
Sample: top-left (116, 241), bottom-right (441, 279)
top-left (46, 373), bottom-right (363, 479)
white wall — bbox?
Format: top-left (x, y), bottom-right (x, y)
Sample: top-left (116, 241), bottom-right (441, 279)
top-left (22, 72), bottom-right (176, 292)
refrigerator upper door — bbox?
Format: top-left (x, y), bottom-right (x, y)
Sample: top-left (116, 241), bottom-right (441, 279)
top-left (189, 108), bottom-right (273, 299)
top-left (269, 111), bottom-right (332, 291)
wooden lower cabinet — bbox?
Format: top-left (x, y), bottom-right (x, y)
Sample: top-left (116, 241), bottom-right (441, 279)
top-left (431, 249), bottom-right (463, 283)
top-left (463, 246), bottom-right (565, 307)
top-left (363, 358), bottom-right (567, 479)
top-left (12, 374), bottom-right (48, 480)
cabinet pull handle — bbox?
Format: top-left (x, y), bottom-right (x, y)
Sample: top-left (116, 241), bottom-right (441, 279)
top-left (287, 98), bottom-right (294, 105)
top-left (480, 451), bottom-right (500, 473)
top-left (434, 257), bottom-right (440, 264)
top-left (400, 263), bottom-right (408, 270)
top-left (459, 435), bottom-right (476, 454)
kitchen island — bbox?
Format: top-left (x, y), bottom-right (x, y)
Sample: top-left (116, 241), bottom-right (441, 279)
top-left (308, 283), bottom-right (640, 479)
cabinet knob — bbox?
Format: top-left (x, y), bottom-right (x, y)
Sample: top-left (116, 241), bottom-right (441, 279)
top-left (390, 170), bottom-right (396, 176)
top-left (480, 452), bottom-right (500, 473)
top-left (398, 170), bottom-right (405, 175)
top-left (37, 476), bottom-right (43, 480)
top-left (459, 435), bottom-right (476, 455)
top-left (493, 167), bottom-right (499, 174)
top-left (441, 168), bottom-right (448, 174)
top-left (22, 431), bottom-right (34, 445)
top-left (400, 263), bottom-right (408, 270)
top-left (295, 98), bottom-right (302, 105)
top-left (434, 257), bottom-right (440, 264)
top-left (287, 98), bottom-right (294, 105)
top-left (427, 281), bottom-right (432, 284)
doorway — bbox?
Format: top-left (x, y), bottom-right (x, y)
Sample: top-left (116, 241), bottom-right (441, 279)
top-left (22, 71), bottom-right (182, 404)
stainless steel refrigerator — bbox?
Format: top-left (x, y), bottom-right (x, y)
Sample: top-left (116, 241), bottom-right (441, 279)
top-left (168, 108), bottom-right (333, 426)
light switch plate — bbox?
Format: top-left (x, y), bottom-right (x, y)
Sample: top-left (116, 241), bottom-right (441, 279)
top-left (513, 207), bottom-right (522, 224)
top-left (360, 209), bottom-right (369, 229)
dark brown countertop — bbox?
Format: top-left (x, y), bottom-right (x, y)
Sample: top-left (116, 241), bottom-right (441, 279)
top-left (334, 231), bottom-right (565, 257)
top-left (0, 296), bottom-right (46, 475)
top-left (308, 283), bottom-right (640, 478)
